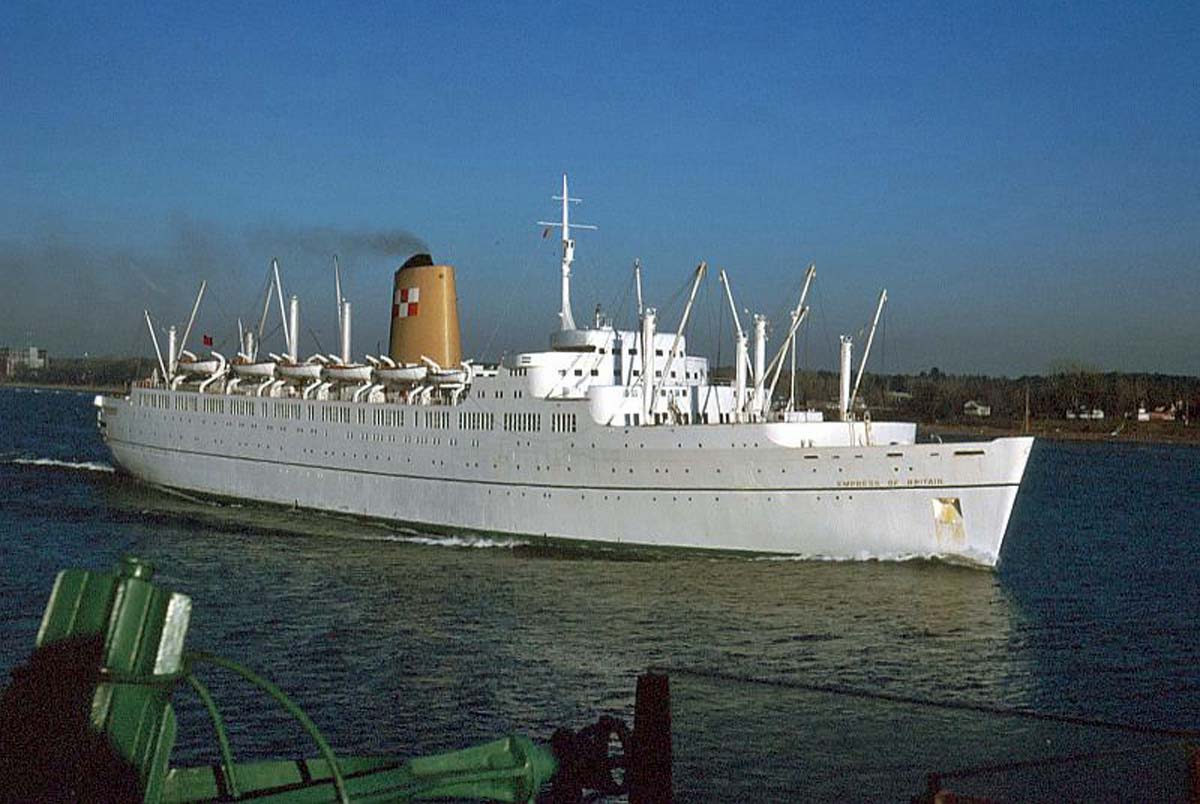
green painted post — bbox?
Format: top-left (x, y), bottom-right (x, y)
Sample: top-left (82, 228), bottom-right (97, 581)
top-left (34, 556), bottom-right (191, 803)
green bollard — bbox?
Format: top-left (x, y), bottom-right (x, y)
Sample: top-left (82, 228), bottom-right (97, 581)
top-left (29, 556), bottom-right (191, 803)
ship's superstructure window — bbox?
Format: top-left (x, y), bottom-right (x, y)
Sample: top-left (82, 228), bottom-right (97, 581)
top-left (423, 410), bottom-right (451, 429)
top-left (372, 408), bottom-right (405, 427)
top-left (317, 404), bottom-right (350, 424)
top-left (550, 413), bottom-right (577, 433)
top-left (503, 413), bottom-right (541, 432)
top-left (459, 411), bottom-right (495, 430)
top-left (231, 398), bottom-right (256, 417)
top-left (268, 401), bottom-right (303, 420)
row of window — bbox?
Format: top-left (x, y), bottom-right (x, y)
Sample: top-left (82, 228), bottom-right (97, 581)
top-left (460, 411), bottom-right (496, 430)
top-left (422, 410), bottom-right (451, 429)
top-left (372, 408), bottom-right (406, 428)
top-left (503, 412), bottom-right (541, 433)
top-left (140, 390), bottom-right (565, 436)
top-left (550, 413), bottom-right (578, 433)
top-left (138, 392), bottom-right (175, 410)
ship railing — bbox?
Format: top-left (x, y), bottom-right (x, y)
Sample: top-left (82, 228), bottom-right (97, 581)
top-left (657, 665), bottom-right (1200, 801)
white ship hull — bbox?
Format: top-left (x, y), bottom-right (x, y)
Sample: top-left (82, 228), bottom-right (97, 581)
top-left (97, 388), bottom-right (1031, 566)
top-left (108, 176), bottom-right (1035, 567)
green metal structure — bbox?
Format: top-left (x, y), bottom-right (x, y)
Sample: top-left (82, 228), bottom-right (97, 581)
top-left (0, 558), bottom-right (658, 803)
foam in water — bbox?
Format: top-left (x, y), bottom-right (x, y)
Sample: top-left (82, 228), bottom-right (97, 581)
top-left (373, 533), bottom-right (530, 549)
top-left (8, 457), bottom-right (115, 473)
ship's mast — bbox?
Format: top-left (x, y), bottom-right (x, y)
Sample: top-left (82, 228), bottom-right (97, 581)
top-left (178, 280), bottom-right (207, 360)
top-left (144, 310), bottom-right (167, 381)
top-left (537, 174), bottom-right (596, 331)
top-left (634, 258), bottom-right (644, 317)
top-left (847, 288), bottom-right (888, 420)
top-left (288, 295), bottom-right (300, 363)
top-left (272, 259), bottom-right (291, 359)
top-left (652, 261), bottom-right (707, 409)
top-left (718, 269), bottom-right (749, 423)
top-left (761, 264), bottom-right (815, 417)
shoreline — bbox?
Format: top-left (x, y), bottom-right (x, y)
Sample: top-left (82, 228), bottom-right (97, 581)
top-left (924, 421), bottom-right (1199, 445)
top-left (0, 381), bottom-right (128, 395)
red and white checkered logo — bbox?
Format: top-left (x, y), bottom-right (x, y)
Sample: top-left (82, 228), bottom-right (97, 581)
top-left (392, 287), bottom-right (420, 318)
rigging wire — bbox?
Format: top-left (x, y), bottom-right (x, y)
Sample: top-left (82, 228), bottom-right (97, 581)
top-left (653, 665), bottom-right (1200, 740)
top-left (479, 238), bottom-right (543, 362)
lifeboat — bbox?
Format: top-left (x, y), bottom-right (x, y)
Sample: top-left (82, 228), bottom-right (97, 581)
top-left (276, 356), bottom-right (325, 384)
top-left (323, 362), bottom-right (374, 384)
top-left (175, 350), bottom-right (224, 378)
top-left (422, 357), bottom-right (471, 386)
top-left (230, 356), bottom-right (276, 379)
top-left (373, 355), bottom-right (427, 386)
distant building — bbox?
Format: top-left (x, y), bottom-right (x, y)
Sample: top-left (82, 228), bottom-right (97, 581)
top-left (963, 400), bottom-right (991, 418)
top-left (0, 346), bottom-right (48, 377)
top-left (1147, 404), bottom-right (1178, 422)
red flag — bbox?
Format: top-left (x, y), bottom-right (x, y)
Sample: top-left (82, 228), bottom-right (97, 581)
top-left (203, 334), bottom-right (213, 347)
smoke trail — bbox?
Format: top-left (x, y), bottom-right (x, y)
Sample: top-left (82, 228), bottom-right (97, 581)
top-left (247, 225), bottom-right (429, 260)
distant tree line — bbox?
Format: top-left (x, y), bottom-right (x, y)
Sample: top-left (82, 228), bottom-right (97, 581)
top-left (5, 357), bottom-right (1198, 424)
top-left (724, 366), bottom-right (1199, 424)
top-left (2, 357), bottom-right (147, 389)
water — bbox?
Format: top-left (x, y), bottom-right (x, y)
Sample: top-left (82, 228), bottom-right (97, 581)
top-left (1, 386), bottom-right (1198, 800)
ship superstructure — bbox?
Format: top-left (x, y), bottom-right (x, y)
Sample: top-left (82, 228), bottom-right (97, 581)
top-left (96, 176), bottom-right (1032, 566)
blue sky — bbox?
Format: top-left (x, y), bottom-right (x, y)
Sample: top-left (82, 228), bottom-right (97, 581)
top-left (1, 1), bottom-right (1196, 375)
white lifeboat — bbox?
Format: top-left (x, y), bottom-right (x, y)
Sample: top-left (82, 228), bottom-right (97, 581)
top-left (231, 355), bottom-right (276, 379)
top-left (176, 350), bottom-right (224, 378)
top-left (373, 355), bottom-right (427, 386)
top-left (323, 362), bottom-right (374, 384)
top-left (422, 357), bottom-right (471, 386)
top-left (276, 355), bottom-right (325, 384)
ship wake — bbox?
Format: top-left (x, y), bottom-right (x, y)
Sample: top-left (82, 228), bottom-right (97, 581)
top-left (368, 531), bottom-right (530, 550)
top-left (7, 457), bottom-right (115, 474)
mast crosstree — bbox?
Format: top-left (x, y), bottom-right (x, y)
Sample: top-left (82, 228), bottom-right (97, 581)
top-left (537, 173), bottom-right (597, 331)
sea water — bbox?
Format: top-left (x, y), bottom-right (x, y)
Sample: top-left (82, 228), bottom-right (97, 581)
top-left (1, 386), bottom-right (1198, 800)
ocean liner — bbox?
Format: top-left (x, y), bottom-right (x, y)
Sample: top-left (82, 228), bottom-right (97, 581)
top-left (96, 176), bottom-right (1032, 566)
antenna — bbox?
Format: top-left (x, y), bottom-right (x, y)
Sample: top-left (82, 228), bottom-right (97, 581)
top-left (537, 173), bottom-right (597, 331)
